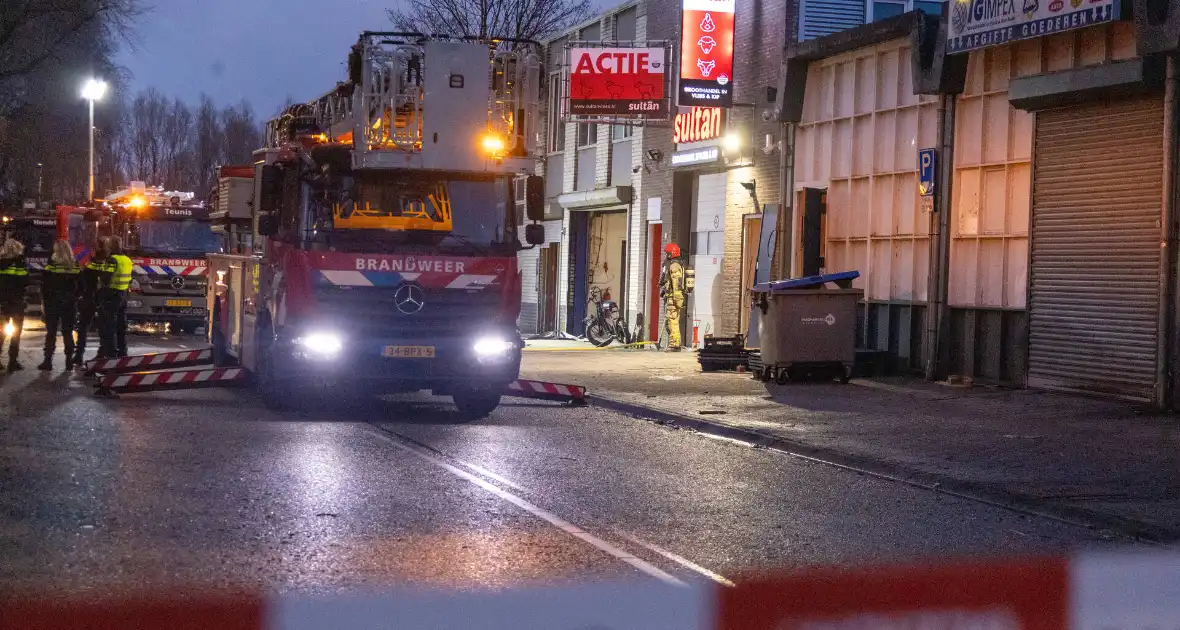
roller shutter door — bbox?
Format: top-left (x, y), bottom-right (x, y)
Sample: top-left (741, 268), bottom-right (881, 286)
top-left (1027, 97), bottom-right (1164, 402)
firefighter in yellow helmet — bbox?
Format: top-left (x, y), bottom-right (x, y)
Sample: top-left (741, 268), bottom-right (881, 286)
top-left (659, 242), bottom-right (685, 351)
top-left (97, 236), bottom-right (133, 359)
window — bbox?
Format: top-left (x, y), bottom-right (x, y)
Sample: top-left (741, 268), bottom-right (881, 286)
top-left (611, 124), bottom-right (633, 141)
top-left (913, 0), bottom-right (944, 14)
top-left (547, 73), bottom-right (565, 152)
top-left (580, 23), bottom-right (601, 41)
top-left (868, 0), bottom-right (945, 21)
top-left (614, 7), bottom-right (637, 41)
top-left (871, 1), bottom-right (905, 20)
top-left (577, 122), bottom-right (597, 147)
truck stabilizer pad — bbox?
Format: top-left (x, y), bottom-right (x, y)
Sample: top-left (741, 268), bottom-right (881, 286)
top-left (505, 379), bottom-right (588, 402)
top-left (86, 348), bottom-right (213, 375)
top-left (98, 367), bottom-right (247, 393)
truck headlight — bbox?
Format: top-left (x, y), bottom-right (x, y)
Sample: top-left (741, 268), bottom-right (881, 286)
top-left (298, 332), bottom-right (343, 358)
top-left (473, 336), bottom-right (516, 364)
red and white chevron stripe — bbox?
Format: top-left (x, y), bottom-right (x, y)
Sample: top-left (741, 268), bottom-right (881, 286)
top-left (87, 348), bottom-right (212, 375)
top-left (506, 379), bottom-right (587, 401)
top-left (100, 368), bottom-right (245, 391)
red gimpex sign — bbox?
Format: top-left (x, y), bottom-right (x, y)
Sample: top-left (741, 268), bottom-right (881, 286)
top-left (679, 0), bottom-right (735, 108)
top-left (569, 46), bottom-right (667, 116)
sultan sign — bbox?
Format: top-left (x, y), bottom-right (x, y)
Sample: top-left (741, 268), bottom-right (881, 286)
top-left (678, 0), bottom-right (735, 108)
top-left (568, 47), bottom-right (668, 116)
top-left (947, 0), bottom-right (1120, 54)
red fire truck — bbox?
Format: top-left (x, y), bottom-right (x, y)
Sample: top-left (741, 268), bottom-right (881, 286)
top-left (207, 33), bottom-right (546, 416)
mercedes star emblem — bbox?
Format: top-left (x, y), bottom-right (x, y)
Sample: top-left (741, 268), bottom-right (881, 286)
top-left (171, 276), bottom-right (186, 290)
top-left (394, 283), bottom-right (426, 314)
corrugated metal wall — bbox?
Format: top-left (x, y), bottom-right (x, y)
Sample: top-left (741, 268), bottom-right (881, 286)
top-left (1027, 98), bottom-right (1165, 402)
top-left (799, 0), bottom-right (865, 41)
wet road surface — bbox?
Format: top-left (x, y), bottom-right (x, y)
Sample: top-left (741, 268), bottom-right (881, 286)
top-left (0, 333), bottom-right (1120, 596)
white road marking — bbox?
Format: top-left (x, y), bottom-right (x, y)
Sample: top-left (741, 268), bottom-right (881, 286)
top-left (365, 426), bottom-right (685, 586)
top-left (454, 460), bottom-right (528, 492)
top-left (615, 529), bottom-right (735, 587)
top-left (697, 433), bottom-right (755, 448)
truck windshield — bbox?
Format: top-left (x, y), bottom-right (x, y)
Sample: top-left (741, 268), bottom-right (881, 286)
top-left (132, 219), bottom-right (221, 255)
top-left (317, 172), bottom-right (513, 255)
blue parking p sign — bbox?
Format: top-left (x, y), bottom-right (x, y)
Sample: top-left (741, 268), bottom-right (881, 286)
top-left (919, 148), bottom-right (937, 197)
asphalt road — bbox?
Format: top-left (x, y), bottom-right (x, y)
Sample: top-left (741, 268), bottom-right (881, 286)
top-left (0, 330), bottom-right (1120, 597)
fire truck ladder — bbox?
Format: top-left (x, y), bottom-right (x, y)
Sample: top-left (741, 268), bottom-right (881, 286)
top-left (87, 347), bottom-right (586, 404)
top-left (264, 32), bottom-right (541, 161)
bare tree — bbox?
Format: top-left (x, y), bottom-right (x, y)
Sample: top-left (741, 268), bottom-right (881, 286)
top-left (160, 97), bottom-right (193, 189)
top-left (220, 100), bottom-right (260, 167)
top-left (193, 93), bottom-right (222, 192)
top-left (388, 0), bottom-right (592, 41)
top-left (0, 0), bottom-right (141, 82)
top-left (123, 87), bottom-right (169, 184)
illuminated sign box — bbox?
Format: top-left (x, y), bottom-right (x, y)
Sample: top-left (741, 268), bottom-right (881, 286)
top-left (569, 46), bottom-right (668, 116)
top-left (678, 0), bottom-right (735, 108)
top-left (671, 146), bottom-right (720, 166)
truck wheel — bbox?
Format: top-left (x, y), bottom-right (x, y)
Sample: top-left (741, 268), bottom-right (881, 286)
top-left (179, 322), bottom-right (200, 335)
top-left (255, 321), bottom-right (293, 411)
top-left (453, 389), bottom-right (502, 420)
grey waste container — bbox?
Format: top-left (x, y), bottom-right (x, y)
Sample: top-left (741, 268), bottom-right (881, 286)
top-left (753, 271), bottom-right (862, 384)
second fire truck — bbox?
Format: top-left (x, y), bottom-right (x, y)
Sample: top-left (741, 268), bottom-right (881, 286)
top-left (59, 184), bottom-right (220, 333)
top-left (207, 32), bottom-right (547, 416)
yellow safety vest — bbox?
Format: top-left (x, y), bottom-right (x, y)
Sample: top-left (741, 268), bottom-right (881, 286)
top-left (109, 254), bottom-right (133, 291)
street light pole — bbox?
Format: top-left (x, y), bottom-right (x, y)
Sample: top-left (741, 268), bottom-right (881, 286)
top-left (89, 97), bottom-right (95, 202)
top-left (81, 78), bottom-right (107, 202)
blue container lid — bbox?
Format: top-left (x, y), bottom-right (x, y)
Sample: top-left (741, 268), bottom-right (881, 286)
top-left (753, 270), bottom-right (860, 292)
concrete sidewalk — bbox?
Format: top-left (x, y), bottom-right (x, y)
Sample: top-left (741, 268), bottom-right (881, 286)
top-left (520, 348), bottom-right (1180, 543)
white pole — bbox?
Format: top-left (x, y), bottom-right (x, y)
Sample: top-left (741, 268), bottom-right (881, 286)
top-left (88, 98), bottom-right (95, 201)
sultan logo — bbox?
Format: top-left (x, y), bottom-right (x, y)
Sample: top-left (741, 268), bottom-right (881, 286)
top-left (696, 58), bottom-right (716, 77)
top-left (699, 12), bottom-right (716, 32)
top-left (697, 35), bottom-right (717, 54)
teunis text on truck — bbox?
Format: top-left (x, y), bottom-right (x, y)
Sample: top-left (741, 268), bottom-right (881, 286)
top-left (208, 32), bottom-right (549, 417)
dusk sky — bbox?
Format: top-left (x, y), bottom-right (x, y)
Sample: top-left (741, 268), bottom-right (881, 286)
top-left (116, 0), bottom-right (395, 118)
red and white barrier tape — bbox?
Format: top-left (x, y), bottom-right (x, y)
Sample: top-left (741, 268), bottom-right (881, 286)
top-left (99, 367), bottom-right (246, 392)
top-left (86, 348), bottom-right (213, 375)
top-left (2, 553), bottom-right (1179, 629)
top-left (505, 378), bottom-right (587, 401)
